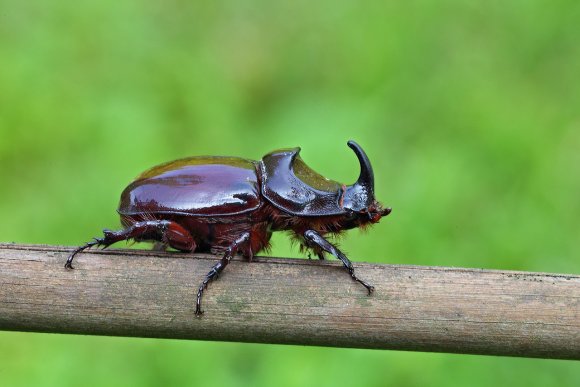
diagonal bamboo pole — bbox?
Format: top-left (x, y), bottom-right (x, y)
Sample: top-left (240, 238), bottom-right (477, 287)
top-left (0, 243), bottom-right (578, 359)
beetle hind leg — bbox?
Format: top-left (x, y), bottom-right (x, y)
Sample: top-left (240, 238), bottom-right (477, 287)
top-left (64, 239), bottom-right (103, 269)
top-left (65, 220), bottom-right (196, 269)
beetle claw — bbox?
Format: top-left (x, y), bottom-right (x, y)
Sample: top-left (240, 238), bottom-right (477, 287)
top-left (354, 277), bottom-right (374, 295)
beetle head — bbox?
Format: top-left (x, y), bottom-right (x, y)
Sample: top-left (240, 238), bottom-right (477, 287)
top-left (342, 140), bottom-right (391, 225)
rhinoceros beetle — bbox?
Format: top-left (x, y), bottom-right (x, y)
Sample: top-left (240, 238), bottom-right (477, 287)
top-left (66, 140), bottom-right (391, 316)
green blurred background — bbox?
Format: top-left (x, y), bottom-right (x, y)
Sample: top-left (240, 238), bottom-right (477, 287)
top-left (1, 1), bottom-right (579, 386)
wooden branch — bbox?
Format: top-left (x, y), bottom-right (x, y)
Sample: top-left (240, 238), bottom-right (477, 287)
top-left (0, 243), bottom-right (578, 359)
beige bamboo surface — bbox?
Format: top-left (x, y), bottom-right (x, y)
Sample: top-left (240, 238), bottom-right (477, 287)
top-left (0, 243), bottom-right (578, 359)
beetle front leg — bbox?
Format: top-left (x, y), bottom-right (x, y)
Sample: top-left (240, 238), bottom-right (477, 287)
top-left (196, 232), bottom-right (250, 316)
top-left (304, 230), bottom-right (374, 295)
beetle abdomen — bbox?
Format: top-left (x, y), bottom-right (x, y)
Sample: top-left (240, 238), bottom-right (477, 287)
top-left (118, 156), bottom-right (262, 217)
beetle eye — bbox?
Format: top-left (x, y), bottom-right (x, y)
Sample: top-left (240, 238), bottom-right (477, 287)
top-left (345, 209), bottom-right (357, 220)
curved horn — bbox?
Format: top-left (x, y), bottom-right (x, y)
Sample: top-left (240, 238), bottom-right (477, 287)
top-left (347, 140), bottom-right (374, 194)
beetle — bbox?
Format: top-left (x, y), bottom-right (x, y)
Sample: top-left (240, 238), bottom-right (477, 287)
top-left (66, 140), bottom-right (391, 316)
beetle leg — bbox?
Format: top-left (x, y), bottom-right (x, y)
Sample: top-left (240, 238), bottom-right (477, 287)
top-left (303, 230), bottom-right (374, 295)
top-left (65, 220), bottom-right (195, 269)
top-left (195, 232), bottom-right (250, 317)
top-left (64, 239), bottom-right (103, 269)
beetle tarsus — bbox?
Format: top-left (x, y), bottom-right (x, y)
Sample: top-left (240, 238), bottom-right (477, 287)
top-left (353, 276), bottom-right (374, 295)
top-left (304, 229), bottom-right (374, 295)
top-left (195, 232), bottom-right (250, 317)
top-left (65, 240), bottom-right (101, 269)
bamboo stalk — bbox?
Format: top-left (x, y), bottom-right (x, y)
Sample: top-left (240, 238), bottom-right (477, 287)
top-left (0, 243), bottom-right (578, 359)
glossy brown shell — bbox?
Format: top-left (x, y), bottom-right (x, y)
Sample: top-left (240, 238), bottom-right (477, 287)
top-left (259, 148), bottom-right (345, 216)
top-left (118, 156), bottom-right (262, 217)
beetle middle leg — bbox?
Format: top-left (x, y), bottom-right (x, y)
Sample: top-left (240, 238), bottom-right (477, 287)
top-left (304, 229), bottom-right (374, 295)
top-left (65, 220), bottom-right (196, 269)
top-left (196, 232), bottom-right (250, 316)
